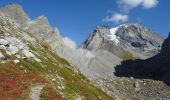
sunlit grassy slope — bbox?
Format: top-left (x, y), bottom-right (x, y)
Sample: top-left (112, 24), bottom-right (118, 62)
top-left (0, 17), bottom-right (113, 100)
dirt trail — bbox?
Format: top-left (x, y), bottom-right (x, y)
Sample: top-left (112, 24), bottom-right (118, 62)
top-left (29, 84), bottom-right (44, 100)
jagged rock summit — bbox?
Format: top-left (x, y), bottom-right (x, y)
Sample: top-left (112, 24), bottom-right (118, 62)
top-left (0, 4), bottom-right (30, 27)
top-left (81, 23), bottom-right (164, 59)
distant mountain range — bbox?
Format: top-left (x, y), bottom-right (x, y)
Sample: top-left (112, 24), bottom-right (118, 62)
top-left (0, 4), bottom-right (170, 99)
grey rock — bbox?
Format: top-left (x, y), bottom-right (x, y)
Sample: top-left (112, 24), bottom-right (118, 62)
top-left (81, 23), bottom-right (164, 59)
top-left (0, 4), bottom-right (30, 27)
top-left (25, 16), bottom-right (64, 51)
top-left (0, 52), bottom-right (5, 61)
top-left (0, 39), bottom-right (9, 45)
top-left (63, 37), bottom-right (77, 49)
top-left (56, 46), bottom-right (121, 79)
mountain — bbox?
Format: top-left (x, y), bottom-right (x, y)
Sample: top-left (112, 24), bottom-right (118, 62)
top-left (58, 23), bottom-right (164, 80)
top-left (79, 24), bottom-right (170, 99)
top-left (81, 23), bottom-right (164, 60)
top-left (1, 3), bottom-right (169, 99)
top-left (11, 6), bottom-right (121, 79)
top-left (0, 4), bottom-right (30, 27)
top-left (115, 32), bottom-right (170, 84)
top-left (0, 4), bottom-right (113, 99)
top-left (63, 37), bottom-right (77, 49)
top-left (98, 32), bottom-right (170, 99)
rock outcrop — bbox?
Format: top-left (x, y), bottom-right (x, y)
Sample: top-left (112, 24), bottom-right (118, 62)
top-left (0, 4), bottom-right (30, 27)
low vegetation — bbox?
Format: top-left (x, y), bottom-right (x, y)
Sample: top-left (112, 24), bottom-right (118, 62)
top-left (0, 36), bottom-right (113, 100)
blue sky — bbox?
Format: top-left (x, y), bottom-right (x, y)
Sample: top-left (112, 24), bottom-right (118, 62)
top-left (0, 0), bottom-right (170, 45)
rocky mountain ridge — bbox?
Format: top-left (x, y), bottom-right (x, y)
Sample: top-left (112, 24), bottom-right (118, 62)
top-left (1, 4), bottom-right (121, 79)
top-left (0, 4), bottom-right (30, 27)
top-left (81, 23), bottom-right (164, 60)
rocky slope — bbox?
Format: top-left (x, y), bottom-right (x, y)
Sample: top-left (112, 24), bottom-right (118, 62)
top-left (3, 4), bottom-right (121, 80)
top-left (95, 76), bottom-right (170, 99)
top-left (0, 4), bottom-right (113, 99)
top-left (96, 32), bottom-right (170, 99)
top-left (81, 24), bottom-right (164, 59)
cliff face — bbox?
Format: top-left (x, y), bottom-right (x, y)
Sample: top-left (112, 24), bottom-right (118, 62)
top-left (24, 16), bottom-right (64, 52)
top-left (161, 33), bottom-right (170, 55)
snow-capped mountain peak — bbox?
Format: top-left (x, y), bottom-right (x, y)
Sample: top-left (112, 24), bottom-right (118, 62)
top-left (109, 25), bottom-right (123, 45)
top-left (81, 23), bottom-right (164, 59)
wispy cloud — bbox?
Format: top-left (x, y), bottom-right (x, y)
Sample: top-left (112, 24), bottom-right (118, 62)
top-left (103, 13), bottom-right (128, 24)
top-left (103, 0), bottom-right (159, 24)
top-left (142, 0), bottom-right (159, 9)
top-left (118, 0), bottom-right (159, 13)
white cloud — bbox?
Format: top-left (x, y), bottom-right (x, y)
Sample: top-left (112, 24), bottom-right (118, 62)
top-left (103, 0), bottom-right (159, 24)
top-left (117, 0), bottom-right (159, 12)
top-left (142, 0), bottom-right (159, 8)
top-left (103, 13), bottom-right (128, 24)
top-left (117, 0), bottom-right (143, 13)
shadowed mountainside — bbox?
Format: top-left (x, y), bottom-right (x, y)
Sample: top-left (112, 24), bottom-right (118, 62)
top-left (115, 32), bottom-right (170, 84)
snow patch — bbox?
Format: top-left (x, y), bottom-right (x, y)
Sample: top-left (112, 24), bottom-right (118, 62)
top-left (109, 25), bottom-right (122, 45)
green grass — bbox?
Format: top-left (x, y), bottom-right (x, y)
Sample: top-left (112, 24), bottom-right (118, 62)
top-left (121, 50), bottom-right (136, 60)
top-left (26, 42), bottom-right (113, 99)
top-left (40, 85), bottom-right (62, 100)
